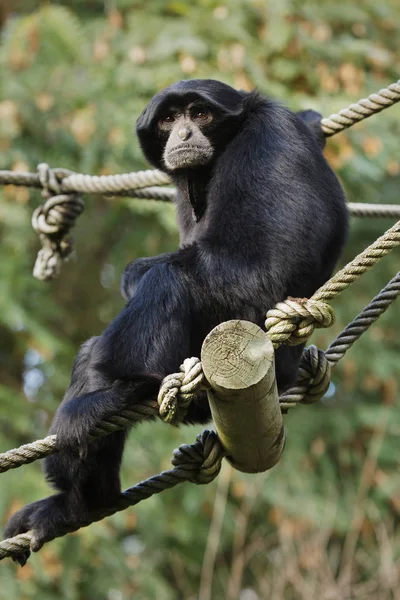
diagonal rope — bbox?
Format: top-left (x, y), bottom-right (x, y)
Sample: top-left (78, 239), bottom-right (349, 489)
top-left (325, 271), bottom-right (400, 364)
top-left (0, 400), bottom-right (158, 474)
top-left (312, 221), bottom-right (400, 303)
top-left (279, 271), bottom-right (400, 408)
top-left (321, 80), bottom-right (400, 136)
top-left (265, 220), bottom-right (400, 346)
top-left (0, 430), bottom-right (225, 562)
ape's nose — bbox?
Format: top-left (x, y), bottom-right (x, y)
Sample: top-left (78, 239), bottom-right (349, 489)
top-left (178, 127), bottom-right (191, 141)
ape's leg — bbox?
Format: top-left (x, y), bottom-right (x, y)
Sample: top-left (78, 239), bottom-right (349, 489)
top-left (3, 431), bottom-right (126, 566)
top-left (4, 261), bottom-right (193, 561)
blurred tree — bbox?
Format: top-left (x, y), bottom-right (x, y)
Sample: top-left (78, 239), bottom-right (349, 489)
top-left (0, 1), bottom-right (400, 598)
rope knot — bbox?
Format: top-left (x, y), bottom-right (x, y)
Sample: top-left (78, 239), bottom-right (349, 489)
top-left (37, 163), bottom-right (75, 195)
top-left (171, 430), bottom-right (225, 484)
top-left (265, 297), bottom-right (336, 347)
top-left (297, 345), bottom-right (331, 404)
top-left (32, 164), bottom-right (84, 281)
top-left (158, 357), bottom-right (208, 425)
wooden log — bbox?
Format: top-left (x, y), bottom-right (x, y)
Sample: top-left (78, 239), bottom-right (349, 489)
top-left (201, 320), bottom-right (285, 473)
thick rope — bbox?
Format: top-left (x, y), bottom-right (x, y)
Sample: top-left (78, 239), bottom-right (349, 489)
top-left (29, 164), bottom-right (85, 280)
top-left (0, 430), bottom-right (225, 562)
top-left (321, 80), bottom-right (400, 136)
top-left (347, 203), bottom-right (400, 219)
top-left (265, 219), bottom-right (400, 345)
top-left (325, 270), bottom-right (400, 364)
top-left (2, 267), bottom-right (400, 472)
top-left (158, 357), bottom-right (209, 424)
top-left (279, 271), bottom-right (400, 408)
top-left (0, 399), bottom-right (158, 474)
top-left (314, 221), bottom-right (400, 303)
top-left (1, 274), bottom-right (399, 559)
top-left (0, 168), bottom-right (171, 193)
top-left (1, 168), bottom-right (399, 218)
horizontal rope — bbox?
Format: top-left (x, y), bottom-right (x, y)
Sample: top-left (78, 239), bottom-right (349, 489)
top-left (347, 203), bottom-right (400, 218)
top-left (1, 167), bottom-right (399, 218)
top-left (0, 78), bottom-right (398, 201)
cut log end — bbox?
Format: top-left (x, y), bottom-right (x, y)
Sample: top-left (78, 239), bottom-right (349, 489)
top-left (201, 320), bottom-right (285, 474)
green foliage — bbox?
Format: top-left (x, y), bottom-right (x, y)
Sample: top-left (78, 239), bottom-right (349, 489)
top-left (0, 1), bottom-right (400, 598)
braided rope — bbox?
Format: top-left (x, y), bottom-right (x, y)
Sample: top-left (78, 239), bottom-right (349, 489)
top-left (1, 167), bottom-right (399, 218)
top-left (2, 273), bottom-right (399, 560)
top-left (313, 220), bottom-right (400, 303)
top-left (325, 270), bottom-right (400, 364)
top-left (279, 271), bottom-right (400, 408)
top-left (0, 399), bottom-right (158, 474)
top-left (266, 220), bottom-right (400, 345)
top-left (321, 80), bottom-right (400, 136)
top-left (0, 168), bottom-right (172, 193)
top-left (0, 430), bottom-right (225, 562)
top-left (62, 169), bottom-right (171, 194)
top-left (347, 203), bottom-right (400, 219)
top-left (279, 346), bottom-right (331, 410)
top-left (265, 298), bottom-right (335, 348)
top-left (158, 357), bottom-right (209, 425)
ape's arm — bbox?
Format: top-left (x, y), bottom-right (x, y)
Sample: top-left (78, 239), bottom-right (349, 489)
top-left (121, 251), bottom-right (181, 300)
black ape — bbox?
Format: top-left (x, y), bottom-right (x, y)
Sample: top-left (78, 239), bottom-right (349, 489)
top-left (4, 79), bottom-right (348, 563)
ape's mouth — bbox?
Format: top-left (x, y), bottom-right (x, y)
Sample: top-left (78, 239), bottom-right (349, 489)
top-left (164, 145), bottom-right (213, 171)
top-left (169, 144), bottom-right (208, 154)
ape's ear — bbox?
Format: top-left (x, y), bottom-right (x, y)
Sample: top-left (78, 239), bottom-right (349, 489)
top-left (296, 109), bottom-right (326, 149)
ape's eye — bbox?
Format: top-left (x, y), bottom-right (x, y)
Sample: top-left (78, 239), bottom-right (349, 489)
top-left (160, 114), bottom-right (175, 124)
top-left (194, 110), bottom-right (208, 119)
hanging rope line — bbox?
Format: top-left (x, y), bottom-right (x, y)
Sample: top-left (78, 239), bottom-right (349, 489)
top-left (2, 268), bottom-right (400, 561)
top-left (279, 270), bottom-right (400, 409)
top-left (1, 221), bottom-right (399, 476)
top-left (1, 78), bottom-right (400, 563)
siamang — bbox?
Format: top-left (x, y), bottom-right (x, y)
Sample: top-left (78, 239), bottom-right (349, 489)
top-left (4, 79), bottom-right (348, 564)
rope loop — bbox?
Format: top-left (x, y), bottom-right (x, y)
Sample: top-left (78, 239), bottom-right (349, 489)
top-left (158, 357), bottom-right (208, 425)
top-left (171, 430), bottom-right (225, 484)
top-left (297, 345), bottom-right (331, 404)
top-left (278, 345), bottom-right (332, 409)
top-left (32, 164), bottom-right (85, 281)
top-left (265, 297), bottom-right (336, 347)
top-left (37, 163), bottom-right (72, 196)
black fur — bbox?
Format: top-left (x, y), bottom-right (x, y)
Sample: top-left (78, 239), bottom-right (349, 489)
top-left (3, 79), bottom-right (348, 564)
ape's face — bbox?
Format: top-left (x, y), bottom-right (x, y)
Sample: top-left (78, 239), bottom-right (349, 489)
top-left (136, 79), bottom-right (246, 173)
top-left (156, 101), bottom-right (215, 170)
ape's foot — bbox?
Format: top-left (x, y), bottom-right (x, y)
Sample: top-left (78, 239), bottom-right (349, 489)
top-left (3, 493), bottom-right (80, 566)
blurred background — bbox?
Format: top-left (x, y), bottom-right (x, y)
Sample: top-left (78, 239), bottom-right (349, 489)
top-left (0, 1), bottom-right (400, 598)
